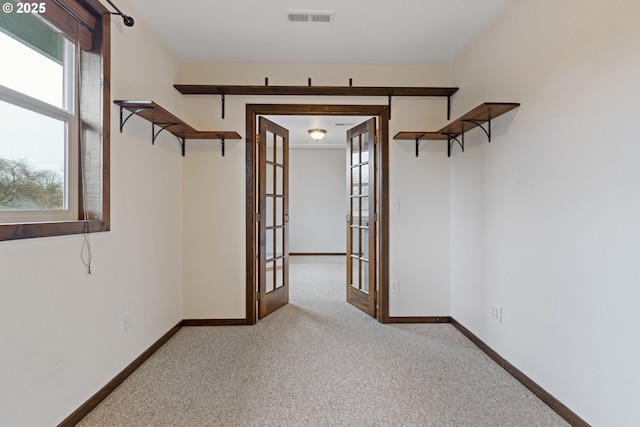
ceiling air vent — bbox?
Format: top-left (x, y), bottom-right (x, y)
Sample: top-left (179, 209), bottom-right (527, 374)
top-left (286, 10), bottom-right (335, 24)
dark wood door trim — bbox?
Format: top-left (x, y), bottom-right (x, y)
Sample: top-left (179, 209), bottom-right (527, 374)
top-left (246, 104), bottom-right (390, 324)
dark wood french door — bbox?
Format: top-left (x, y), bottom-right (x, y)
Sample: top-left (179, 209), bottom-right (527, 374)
top-left (346, 118), bottom-right (377, 317)
top-left (257, 117), bottom-right (289, 318)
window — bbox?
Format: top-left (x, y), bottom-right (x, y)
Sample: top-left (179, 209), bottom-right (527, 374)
top-left (0, 0), bottom-right (110, 240)
top-left (0, 16), bottom-right (77, 222)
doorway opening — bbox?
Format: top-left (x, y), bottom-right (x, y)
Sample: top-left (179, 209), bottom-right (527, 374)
top-left (245, 104), bottom-right (390, 324)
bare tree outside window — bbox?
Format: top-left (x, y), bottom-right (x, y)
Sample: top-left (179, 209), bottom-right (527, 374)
top-left (0, 157), bottom-right (63, 210)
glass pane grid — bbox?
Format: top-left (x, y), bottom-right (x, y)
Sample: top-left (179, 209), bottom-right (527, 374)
top-left (0, 100), bottom-right (66, 211)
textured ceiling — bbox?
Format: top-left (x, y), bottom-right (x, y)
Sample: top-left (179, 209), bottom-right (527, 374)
top-left (125, 0), bottom-right (512, 64)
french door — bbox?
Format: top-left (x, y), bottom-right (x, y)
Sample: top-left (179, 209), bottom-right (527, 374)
top-left (257, 117), bottom-right (289, 318)
top-left (346, 118), bottom-right (377, 317)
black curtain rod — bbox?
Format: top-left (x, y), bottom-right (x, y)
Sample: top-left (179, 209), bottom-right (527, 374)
top-left (105, 0), bottom-right (134, 27)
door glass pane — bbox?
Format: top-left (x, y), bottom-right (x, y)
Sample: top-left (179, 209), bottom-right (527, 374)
top-left (360, 166), bottom-right (369, 197)
top-left (360, 197), bottom-right (369, 226)
top-left (275, 197), bottom-right (283, 226)
top-left (361, 196), bottom-right (369, 226)
top-left (360, 165), bottom-right (369, 189)
top-left (266, 131), bottom-right (274, 163)
top-left (275, 258), bottom-right (284, 289)
top-left (351, 258), bottom-right (360, 289)
top-left (266, 163), bottom-right (274, 195)
top-left (351, 139), bottom-right (360, 165)
top-left (351, 198), bottom-right (360, 226)
top-left (266, 229), bottom-right (274, 259)
top-left (361, 150), bottom-right (369, 164)
top-left (266, 261), bottom-right (275, 292)
top-left (351, 227), bottom-right (360, 257)
top-left (266, 196), bottom-right (273, 227)
top-left (276, 165), bottom-right (283, 196)
top-left (361, 133), bottom-right (369, 153)
top-left (351, 168), bottom-right (360, 196)
top-left (275, 227), bottom-right (284, 258)
top-left (362, 260), bottom-right (369, 293)
top-left (362, 229), bottom-right (369, 261)
top-left (275, 135), bottom-right (284, 165)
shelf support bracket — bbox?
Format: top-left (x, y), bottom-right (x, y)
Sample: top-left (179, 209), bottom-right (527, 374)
top-left (388, 95), bottom-right (392, 120)
top-left (152, 122), bottom-right (185, 156)
top-left (415, 138), bottom-right (420, 158)
top-left (462, 119), bottom-right (492, 142)
top-left (446, 133), bottom-right (464, 158)
top-left (219, 136), bottom-right (226, 157)
top-left (152, 123), bottom-right (180, 145)
top-left (119, 106), bottom-right (153, 133)
top-left (221, 93), bottom-right (225, 119)
top-left (447, 95), bottom-right (452, 120)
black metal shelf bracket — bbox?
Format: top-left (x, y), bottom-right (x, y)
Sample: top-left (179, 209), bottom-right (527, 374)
top-left (462, 119), bottom-right (492, 142)
top-left (221, 93), bottom-right (225, 119)
top-left (219, 136), bottom-right (226, 157)
top-left (388, 94), bottom-right (393, 120)
top-left (152, 123), bottom-right (185, 156)
top-left (152, 123), bottom-right (179, 144)
top-left (447, 95), bottom-right (452, 120)
top-left (446, 133), bottom-right (464, 158)
top-left (119, 106), bottom-right (153, 133)
top-left (415, 138), bottom-right (420, 158)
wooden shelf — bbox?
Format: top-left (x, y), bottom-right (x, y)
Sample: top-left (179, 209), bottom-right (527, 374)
top-left (174, 84), bottom-right (458, 98)
top-left (394, 132), bottom-right (449, 141)
top-left (174, 84), bottom-right (459, 120)
top-left (438, 103), bottom-right (520, 137)
top-left (114, 100), bottom-right (241, 156)
top-left (394, 102), bottom-right (520, 157)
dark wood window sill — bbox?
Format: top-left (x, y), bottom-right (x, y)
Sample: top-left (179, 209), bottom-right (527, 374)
top-left (0, 220), bottom-right (108, 241)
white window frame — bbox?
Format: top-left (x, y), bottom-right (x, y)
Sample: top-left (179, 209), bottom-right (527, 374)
top-left (0, 36), bottom-right (78, 224)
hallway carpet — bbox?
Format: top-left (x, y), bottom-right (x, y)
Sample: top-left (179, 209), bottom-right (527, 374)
top-left (77, 256), bottom-right (568, 426)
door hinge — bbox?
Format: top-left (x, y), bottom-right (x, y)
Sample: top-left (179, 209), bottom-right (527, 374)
top-left (256, 212), bottom-right (261, 222)
top-left (256, 292), bottom-right (260, 301)
top-left (375, 212), bottom-right (378, 222)
top-left (256, 134), bottom-right (261, 144)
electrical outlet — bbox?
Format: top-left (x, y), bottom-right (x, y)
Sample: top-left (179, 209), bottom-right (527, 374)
top-left (491, 305), bottom-right (503, 323)
top-left (122, 313), bottom-right (133, 333)
top-left (391, 280), bottom-right (399, 293)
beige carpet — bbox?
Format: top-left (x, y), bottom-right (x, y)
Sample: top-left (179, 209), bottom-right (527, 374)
top-left (77, 256), bottom-right (568, 426)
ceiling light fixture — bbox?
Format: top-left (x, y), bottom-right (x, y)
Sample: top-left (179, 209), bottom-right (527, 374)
top-left (308, 129), bottom-right (327, 141)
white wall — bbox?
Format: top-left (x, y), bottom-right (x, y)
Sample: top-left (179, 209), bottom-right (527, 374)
top-left (450, 0), bottom-right (640, 425)
top-left (289, 147), bottom-right (346, 254)
top-left (180, 62), bottom-right (453, 319)
top-left (0, 2), bottom-right (184, 425)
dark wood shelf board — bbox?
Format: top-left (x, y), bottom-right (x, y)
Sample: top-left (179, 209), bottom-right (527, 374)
top-left (438, 102), bottom-right (520, 136)
top-left (394, 132), bottom-right (449, 141)
top-left (179, 131), bottom-right (242, 140)
top-left (174, 84), bottom-right (459, 98)
top-left (394, 102), bottom-right (520, 157)
top-left (114, 100), bottom-right (197, 134)
top-left (113, 100), bottom-right (241, 156)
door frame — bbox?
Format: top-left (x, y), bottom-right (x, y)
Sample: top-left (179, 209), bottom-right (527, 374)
top-left (246, 104), bottom-right (390, 324)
